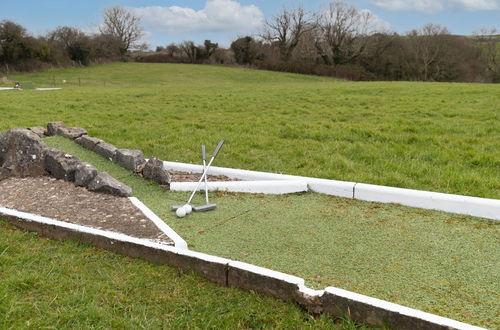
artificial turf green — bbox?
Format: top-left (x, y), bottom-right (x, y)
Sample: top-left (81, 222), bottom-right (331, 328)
top-left (45, 136), bottom-right (500, 328)
top-left (1, 63), bottom-right (499, 199)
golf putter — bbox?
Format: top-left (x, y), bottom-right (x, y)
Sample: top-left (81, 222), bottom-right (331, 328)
top-left (172, 140), bottom-right (224, 211)
top-left (193, 144), bottom-right (217, 212)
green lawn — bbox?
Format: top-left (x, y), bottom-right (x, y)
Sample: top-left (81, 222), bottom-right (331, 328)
top-left (0, 219), bottom-right (350, 329)
top-left (1, 63), bottom-right (499, 328)
top-left (44, 136), bottom-right (499, 329)
top-left (1, 62), bottom-right (499, 199)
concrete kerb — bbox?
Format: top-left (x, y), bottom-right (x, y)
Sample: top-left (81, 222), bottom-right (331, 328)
top-left (128, 197), bottom-right (188, 249)
top-left (170, 180), bottom-right (308, 195)
top-left (0, 205), bottom-right (484, 329)
top-left (322, 287), bottom-right (484, 330)
top-left (0, 205), bottom-right (229, 286)
top-left (355, 183), bottom-right (500, 221)
top-left (162, 161), bottom-right (500, 220)
top-left (162, 161), bottom-right (356, 198)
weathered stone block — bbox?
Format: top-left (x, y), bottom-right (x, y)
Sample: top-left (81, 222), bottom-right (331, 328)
top-left (75, 135), bottom-right (102, 151)
top-left (88, 172), bottom-right (132, 197)
top-left (0, 128), bottom-right (46, 177)
top-left (142, 158), bottom-right (170, 185)
top-left (44, 148), bottom-right (81, 181)
top-left (94, 142), bottom-right (117, 161)
top-left (28, 126), bottom-right (47, 138)
top-left (47, 122), bottom-right (66, 136)
top-left (58, 127), bottom-right (87, 140)
top-left (75, 162), bottom-right (98, 187)
top-left (114, 149), bottom-right (145, 172)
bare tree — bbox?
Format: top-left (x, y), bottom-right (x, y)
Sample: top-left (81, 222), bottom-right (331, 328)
top-left (407, 23), bottom-right (450, 81)
top-left (179, 41), bottom-right (198, 63)
top-left (262, 6), bottom-right (313, 61)
top-left (100, 6), bottom-right (143, 55)
top-left (314, 1), bottom-right (377, 65)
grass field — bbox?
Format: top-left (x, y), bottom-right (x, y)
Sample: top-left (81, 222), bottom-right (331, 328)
top-left (1, 63), bottom-right (499, 199)
top-left (44, 136), bottom-right (499, 329)
top-left (0, 219), bottom-right (353, 329)
top-left (1, 63), bottom-right (499, 328)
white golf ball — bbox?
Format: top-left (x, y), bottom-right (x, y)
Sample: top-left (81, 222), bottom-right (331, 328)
top-left (183, 204), bottom-right (193, 214)
top-left (176, 207), bottom-right (187, 218)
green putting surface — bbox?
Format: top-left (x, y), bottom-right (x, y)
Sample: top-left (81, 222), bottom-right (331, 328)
top-left (45, 136), bottom-right (500, 328)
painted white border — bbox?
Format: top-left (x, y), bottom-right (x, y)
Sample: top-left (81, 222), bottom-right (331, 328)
top-left (229, 260), bottom-right (305, 285)
top-left (163, 161), bottom-right (355, 198)
top-left (0, 205), bottom-right (485, 329)
top-left (35, 88), bottom-right (62, 91)
top-left (355, 184), bottom-right (500, 221)
top-left (0, 206), bottom-right (174, 248)
top-left (324, 287), bottom-right (484, 330)
top-left (129, 197), bottom-right (188, 249)
top-left (170, 180), bottom-right (308, 195)
top-left (163, 161), bottom-right (500, 220)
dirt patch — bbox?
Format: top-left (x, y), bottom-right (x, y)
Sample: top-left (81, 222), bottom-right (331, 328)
top-left (0, 176), bottom-right (173, 245)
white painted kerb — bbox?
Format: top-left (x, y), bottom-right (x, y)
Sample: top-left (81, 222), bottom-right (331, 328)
top-left (0, 205), bottom-right (484, 329)
top-left (0, 206), bottom-right (177, 249)
top-left (355, 184), bottom-right (500, 221)
top-left (325, 287), bottom-right (485, 330)
top-left (129, 197), bottom-right (188, 249)
top-left (170, 180), bottom-right (308, 195)
top-left (163, 161), bottom-right (355, 198)
top-left (163, 161), bottom-right (499, 220)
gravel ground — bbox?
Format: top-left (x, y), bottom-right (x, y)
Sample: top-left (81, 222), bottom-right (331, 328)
top-left (0, 176), bottom-right (173, 245)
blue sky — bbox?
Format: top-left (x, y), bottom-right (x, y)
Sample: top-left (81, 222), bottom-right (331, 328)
top-left (1, 0), bottom-right (499, 48)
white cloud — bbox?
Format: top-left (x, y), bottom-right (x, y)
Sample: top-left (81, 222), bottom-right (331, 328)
top-left (359, 9), bottom-right (392, 32)
top-left (130, 0), bottom-right (264, 35)
top-left (369, 0), bottom-right (500, 13)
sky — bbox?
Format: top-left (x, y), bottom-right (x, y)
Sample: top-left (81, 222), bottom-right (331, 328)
top-left (1, 0), bottom-right (499, 48)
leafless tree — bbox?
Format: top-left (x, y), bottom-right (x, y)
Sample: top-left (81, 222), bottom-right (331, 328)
top-left (407, 23), bottom-right (450, 81)
top-left (262, 6), bottom-right (314, 61)
top-left (179, 41), bottom-right (198, 63)
top-left (314, 1), bottom-right (377, 65)
top-left (100, 6), bottom-right (144, 55)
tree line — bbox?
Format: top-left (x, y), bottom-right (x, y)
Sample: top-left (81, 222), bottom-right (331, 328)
top-left (0, 7), bottom-right (145, 73)
top-left (2, 2), bottom-right (499, 82)
top-left (141, 2), bottom-right (499, 83)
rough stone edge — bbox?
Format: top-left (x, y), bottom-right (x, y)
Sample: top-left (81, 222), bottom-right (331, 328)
top-left (128, 197), bottom-right (188, 250)
top-left (0, 205), bottom-right (484, 330)
top-left (169, 180), bottom-right (309, 195)
top-left (161, 161), bottom-right (500, 221)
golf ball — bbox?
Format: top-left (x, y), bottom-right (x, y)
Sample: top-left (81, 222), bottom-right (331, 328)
top-left (176, 207), bottom-right (187, 218)
top-left (183, 204), bottom-right (193, 214)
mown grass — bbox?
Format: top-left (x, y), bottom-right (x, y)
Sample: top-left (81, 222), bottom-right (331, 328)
top-left (0, 219), bottom-right (356, 329)
top-left (1, 63), bottom-right (499, 199)
top-left (45, 136), bottom-right (500, 328)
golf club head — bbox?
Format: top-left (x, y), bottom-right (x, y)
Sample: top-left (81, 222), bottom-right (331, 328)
top-left (193, 204), bottom-right (217, 212)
